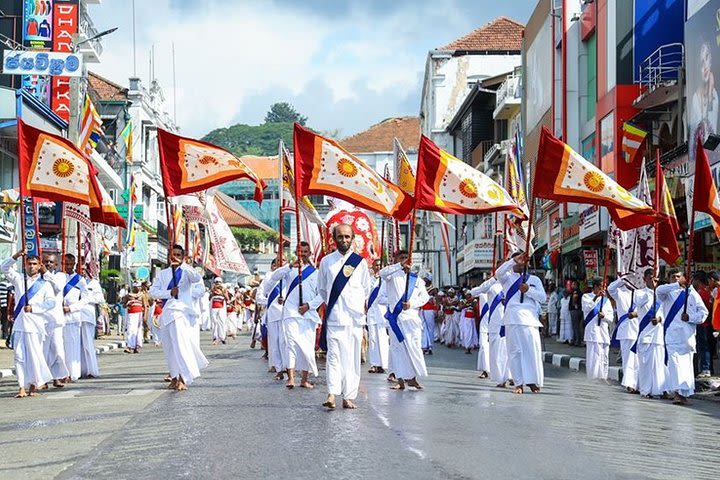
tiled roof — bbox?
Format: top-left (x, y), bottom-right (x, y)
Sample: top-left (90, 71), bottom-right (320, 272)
top-left (214, 190), bottom-right (274, 232)
top-left (87, 71), bottom-right (128, 101)
top-left (439, 17), bottom-right (524, 52)
top-left (339, 117), bottom-right (420, 154)
top-left (240, 155), bottom-right (279, 181)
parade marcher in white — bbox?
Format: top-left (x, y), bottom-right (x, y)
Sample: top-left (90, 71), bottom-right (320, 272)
top-left (607, 276), bottom-right (640, 392)
top-left (655, 269), bottom-right (708, 405)
top-left (58, 254), bottom-right (91, 382)
top-left (582, 279), bottom-right (614, 381)
top-left (495, 252), bottom-right (544, 394)
top-left (366, 259), bottom-right (389, 373)
top-left (317, 224), bottom-right (373, 409)
top-left (80, 270), bottom-right (104, 378)
top-left (149, 245), bottom-right (208, 391)
top-left (459, 291), bottom-right (477, 354)
top-left (209, 278), bottom-right (228, 345)
top-left (41, 253), bottom-right (72, 387)
top-left (474, 277), bottom-right (509, 386)
top-left (257, 258), bottom-right (286, 380)
top-left (380, 250), bottom-right (430, 391)
top-left (631, 269), bottom-right (666, 398)
top-left (470, 286), bottom-right (490, 377)
top-left (269, 241), bottom-right (323, 389)
top-left (419, 274), bottom-right (436, 355)
top-left (2, 249), bottom-right (55, 398)
top-left (124, 283), bottom-right (145, 353)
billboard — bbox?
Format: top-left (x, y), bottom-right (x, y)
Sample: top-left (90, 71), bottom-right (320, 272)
top-left (22, 0), bottom-right (55, 106)
top-left (525, 15), bottom-right (552, 133)
top-left (3, 51), bottom-right (82, 76)
top-left (52, 0), bottom-right (79, 122)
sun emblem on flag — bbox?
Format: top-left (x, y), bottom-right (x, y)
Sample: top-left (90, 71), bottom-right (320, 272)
top-left (458, 178), bottom-right (478, 198)
top-left (583, 171), bottom-right (605, 192)
top-left (616, 185), bottom-right (632, 201)
top-left (52, 158), bottom-right (74, 178)
top-left (486, 185), bottom-right (504, 204)
top-left (199, 155), bottom-right (218, 165)
top-left (337, 158), bottom-right (358, 177)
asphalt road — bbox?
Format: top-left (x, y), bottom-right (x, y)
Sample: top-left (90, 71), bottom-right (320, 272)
top-left (0, 332), bottom-right (718, 480)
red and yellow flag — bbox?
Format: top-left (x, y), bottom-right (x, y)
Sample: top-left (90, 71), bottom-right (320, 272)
top-left (89, 167), bottom-right (126, 228)
top-left (17, 119), bottom-right (92, 204)
top-left (618, 122), bottom-right (648, 188)
top-left (157, 128), bottom-right (266, 201)
top-left (293, 123), bottom-right (413, 220)
top-left (656, 158), bottom-right (680, 265)
top-left (415, 135), bottom-right (524, 217)
top-left (692, 134), bottom-right (720, 225)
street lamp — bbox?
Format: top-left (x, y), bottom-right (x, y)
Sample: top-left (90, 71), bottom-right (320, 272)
top-left (72, 27), bottom-right (118, 53)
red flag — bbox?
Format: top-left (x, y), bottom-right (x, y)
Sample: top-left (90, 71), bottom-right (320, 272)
top-left (157, 128), bottom-right (266, 201)
top-left (17, 119), bottom-right (92, 204)
top-left (88, 165), bottom-right (126, 228)
top-left (692, 134), bottom-right (720, 224)
top-left (293, 123), bottom-right (413, 219)
top-left (618, 123), bottom-right (647, 188)
top-left (656, 157), bottom-right (680, 265)
top-left (415, 135), bottom-right (524, 217)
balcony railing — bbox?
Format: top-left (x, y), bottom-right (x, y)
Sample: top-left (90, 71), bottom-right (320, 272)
top-left (636, 43), bottom-right (684, 93)
top-left (495, 75), bottom-right (521, 108)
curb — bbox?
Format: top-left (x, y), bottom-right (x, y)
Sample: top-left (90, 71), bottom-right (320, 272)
top-left (0, 340), bottom-right (128, 381)
top-left (542, 350), bottom-right (624, 383)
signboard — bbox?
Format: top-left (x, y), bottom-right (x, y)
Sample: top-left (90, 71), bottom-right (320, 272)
top-left (22, 197), bottom-right (41, 257)
top-left (23, 0), bottom-right (54, 49)
top-left (536, 216), bottom-right (548, 248)
top-left (583, 249), bottom-right (598, 268)
top-left (52, 0), bottom-right (79, 122)
top-left (3, 51), bottom-right (82, 77)
top-left (548, 208), bottom-right (561, 250)
top-left (579, 205), bottom-right (601, 239)
top-left (459, 240), bottom-right (494, 273)
top-left (116, 205), bottom-right (144, 221)
top-left (561, 214), bottom-right (581, 254)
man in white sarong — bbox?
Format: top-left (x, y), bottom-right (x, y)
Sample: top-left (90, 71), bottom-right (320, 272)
top-left (632, 269), bottom-right (666, 398)
top-left (495, 252), bottom-right (544, 394)
top-left (41, 253), bottom-right (72, 387)
top-left (59, 254), bottom-right (91, 382)
top-left (269, 241), bottom-right (322, 389)
top-left (209, 278), bottom-right (228, 345)
top-left (459, 291), bottom-right (477, 354)
top-left (80, 271), bottom-right (104, 378)
top-left (558, 291), bottom-right (573, 343)
top-left (547, 283), bottom-right (558, 336)
top-left (2, 250), bottom-right (55, 398)
top-left (367, 259), bottom-right (389, 373)
top-left (474, 277), bottom-right (509, 385)
top-left (656, 269), bottom-right (707, 405)
top-left (608, 276), bottom-right (640, 393)
top-left (257, 258), bottom-right (286, 379)
top-left (419, 274), bottom-right (436, 355)
top-left (318, 224), bottom-right (372, 409)
top-left (149, 245), bottom-right (208, 391)
top-left (582, 279), bottom-right (614, 380)
top-left (199, 289), bottom-right (211, 331)
top-left (124, 283), bottom-right (145, 353)
top-left (380, 250), bottom-right (430, 391)
top-left (470, 287), bottom-right (490, 377)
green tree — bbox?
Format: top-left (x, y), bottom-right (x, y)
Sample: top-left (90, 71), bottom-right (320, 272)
top-left (202, 122), bottom-right (294, 156)
top-left (231, 227), bottom-right (279, 253)
top-left (264, 102), bottom-right (307, 125)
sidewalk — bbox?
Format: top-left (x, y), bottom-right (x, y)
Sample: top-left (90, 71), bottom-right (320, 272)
top-left (0, 333), bottom-right (127, 381)
top-left (540, 335), bottom-right (720, 403)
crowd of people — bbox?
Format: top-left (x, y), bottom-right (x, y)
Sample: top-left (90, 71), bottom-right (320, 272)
top-left (2, 223), bottom-right (718, 407)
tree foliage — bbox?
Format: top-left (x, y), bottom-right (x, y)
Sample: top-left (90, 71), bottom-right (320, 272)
top-left (265, 102), bottom-right (307, 125)
top-left (202, 122), bottom-right (294, 157)
top-left (231, 227), bottom-right (279, 253)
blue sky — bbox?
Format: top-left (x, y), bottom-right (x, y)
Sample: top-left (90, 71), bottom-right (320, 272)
top-left (92, 0), bottom-right (535, 138)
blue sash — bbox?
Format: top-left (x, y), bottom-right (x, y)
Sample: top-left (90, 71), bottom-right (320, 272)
top-left (663, 290), bottom-right (687, 365)
top-left (384, 273), bottom-right (418, 342)
top-left (167, 267), bottom-right (183, 290)
top-left (62, 273), bottom-right (81, 298)
top-left (13, 278), bottom-right (46, 319)
top-left (478, 303), bottom-right (489, 322)
top-left (504, 274), bottom-right (526, 305)
top-left (324, 252), bottom-right (363, 318)
top-left (499, 325), bottom-right (506, 337)
top-left (368, 279), bottom-right (382, 310)
top-left (267, 281), bottom-right (282, 307)
top-left (489, 291), bottom-right (505, 318)
top-left (583, 298), bottom-right (603, 327)
top-left (611, 298), bottom-right (635, 347)
top-left (630, 301), bottom-right (660, 353)
top-left (286, 265), bottom-right (316, 299)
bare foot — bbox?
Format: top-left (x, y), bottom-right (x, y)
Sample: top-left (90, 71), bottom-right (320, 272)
top-left (168, 378), bottom-right (178, 389)
top-left (386, 374), bottom-right (397, 383)
top-left (407, 378), bottom-right (424, 390)
top-left (53, 379), bottom-right (65, 388)
top-left (211, 340), bottom-right (217, 345)
top-left (513, 386), bottom-right (524, 394)
top-left (39, 383), bottom-right (49, 390)
top-left (15, 388), bottom-right (27, 398)
top-left (495, 382), bottom-right (507, 388)
top-left (286, 380), bottom-right (295, 389)
top-left (368, 366), bottom-right (378, 373)
top-left (163, 375), bottom-right (172, 382)
top-left (300, 381), bottom-right (314, 389)
top-left (175, 381), bottom-right (188, 391)
top-left (528, 384), bottom-right (540, 393)
top-left (28, 385), bottom-right (38, 397)
top-left (124, 348), bottom-right (132, 353)
top-left (342, 399), bottom-right (358, 409)
top-left (322, 394), bottom-right (336, 409)
top-left (390, 383), bottom-right (405, 390)
top-left (273, 373), bottom-right (285, 381)
top-left (478, 371), bottom-right (489, 379)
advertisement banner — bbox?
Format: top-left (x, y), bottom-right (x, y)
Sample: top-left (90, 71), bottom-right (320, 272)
top-left (583, 249), bottom-right (598, 268)
top-left (579, 205), bottom-right (600, 239)
top-left (52, 0), bottom-right (79, 122)
top-left (548, 208), bottom-right (561, 250)
top-left (22, 197), bottom-right (41, 258)
top-left (3, 51), bottom-right (82, 77)
top-left (22, 0), bottom-right (54, 106)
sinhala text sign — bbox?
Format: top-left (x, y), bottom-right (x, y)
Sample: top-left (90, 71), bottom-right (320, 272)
top-left (2, 50), bottom-right (82, 77)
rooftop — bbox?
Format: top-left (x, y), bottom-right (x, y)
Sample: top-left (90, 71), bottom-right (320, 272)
top-left (438, 17), bottom-right (524, 52)
top-left (88, 71), bottom-right (128, 101)
top-left (339, 116), bottom-right (420, 154)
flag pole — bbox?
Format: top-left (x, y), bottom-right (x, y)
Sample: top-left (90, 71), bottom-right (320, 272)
top-left (653, 149), bottom-right (661, 310)
top-left (278, 141), bottom-right (285, 266)
top-left (294, 186), bottom-right (303, 305)
top-left (76, 221), bottom-right (83, 275)
top-left (380, 218), bottom-right (386, 267)
top-left (520, 198), bottom-right (536, 302)
top-left (684, 209), bottom-right (696, 314)
top-left (404, 209), bottom-right (417, 299)
top-left (597, 233), bottom-right (612, 325)
top-left (164, 198), bottom-right (178, 298)
top-left (491, 212), bottom-right (499, 276)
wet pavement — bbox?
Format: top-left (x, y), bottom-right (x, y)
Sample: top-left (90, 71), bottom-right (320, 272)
top-left (1, 332), bottom-right (719, 480)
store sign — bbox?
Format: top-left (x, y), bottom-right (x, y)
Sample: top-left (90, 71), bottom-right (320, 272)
top-left (536, 216), bottom-right (548, 248)
top-left (22, 197), bottom-right (41, 257)
top-left (583, 249), bottom-right (598, 268)
top-left (459, 240), bottom-right (494, 273)
top-left (561, 214), bottom-right (581, 254)
top-left (52, 0), bottom-right (79, 122)
top-left (579, 205), bottom-right (601, 239)
top-left (549, 208), bottom-right (561, 250)
top-left (2, 51), bottom-right (82, 77)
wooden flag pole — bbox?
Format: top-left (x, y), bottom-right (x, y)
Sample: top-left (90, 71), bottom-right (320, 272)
top-left (491, 212), bottom-right (499, 276)
top-left (294, 186), bottom-right (304, 305)
top-left (380, 218), bottom-right (386, 267)
top-left (404, 209), bottom-right (417, 299)
top-left (520, 198), bottom-right (536, 303)
top-left (278, 141), bottom-right (285, 266)
top-left (683, 209), bottom-right (696, 314)
top-left (653, 149), bottom-right (661, 311)
top-left (76, 220), bottom-right (83, 275)
top-left (164, 199), bottom-right (178, 298)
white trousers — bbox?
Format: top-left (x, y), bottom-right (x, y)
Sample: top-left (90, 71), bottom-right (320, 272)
top-left (44, 324), bottom-right (69, 380)
top-left (80, 322), bottom-right (99, 377)
top-left (637, 342), bottom-right (666, 396)
top-left (476, 331), bottom-right (490, 371)
top-left (211, 308), bottom-right (226, 341)
top-left (283, 317), bottom-right (318, 376)
top-left (460, 317), bottom-right (476, 349)
top-left (367, 324), bottom-right (389, 369)
top-left (14, 331), bottom-right (52, 389)
top-left (505, 325), bottom-right (544, 387)
top-left (64, 323), bottom-right (82, 381)
top-left (619, 339), bottom-right (639, 390)
top-left (666, 346), bottom-right (695, 397)
top-left (266, 320), bottom-right (285, 372)
top-left (389, 319), bottom-right (427, 380)
top-left (226, 311), bottom-right (238, 334)
top-left (586, 341), bottom-right (609, 380)
top-left (548, 312), bottom-right (558, 335)
top-left (125, 312), bottom-right (144, 349)
top-left (488, 333), bottom-right (510, 384)
top-left (326, 325), bottom-right (363, 400)
top-left (161, 311), bottom-right (208, 385)
top-left (419, 310), bottom-right (435, 350)
top-left (200, 311), bottom-right (211, 331)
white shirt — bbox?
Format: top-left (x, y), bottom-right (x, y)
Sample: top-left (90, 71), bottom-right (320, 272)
top-left (269, 263), bottom-right (323, 324)
top-left (1, 257), bottom-right (56, 335)
top-left (149, 263), bottom-right (203, 326)
top-left (366, 276), bottom-right (388, 327)
top-left (475, 277), bottom-right (504, 335)
top-left (495, 259), bottom-right (544, 327)
top-left (582, 292), bottom-right (614, 344)
top-left (80, 277), bottom-right (103, 325)
top-left (59, 272), bottom-right (91, 325)
top-left (258, 269), bottom-right (284, 324)
top-left (318, 250), bottom-right (373, 327)
top-left (607, 278), bottom-right (639, 340)
top-left (656, 282), bottom-right (708, 352)
top-left (634, 287), bottom-right (664, 345)
top-left (378, 263), bottom-right (430, 327)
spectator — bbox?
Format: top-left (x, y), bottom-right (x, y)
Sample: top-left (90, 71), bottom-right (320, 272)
top-left (693, 271), bottom-right (713, 378)
top-left (568, 280), bottom-right (584, 347)
top-left (547, 282), bottom-right (558, 337)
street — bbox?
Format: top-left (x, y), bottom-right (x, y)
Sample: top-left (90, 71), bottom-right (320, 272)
top-left (0, 332), bottom-right (718, 480)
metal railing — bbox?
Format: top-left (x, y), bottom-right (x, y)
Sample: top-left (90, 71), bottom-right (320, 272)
top-left (636, 43), bottom-right (684, 92)
top-left (495, 75), bottom-right (521, 108)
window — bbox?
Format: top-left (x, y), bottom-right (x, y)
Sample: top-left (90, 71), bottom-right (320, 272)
top-left (599, 113), bottom-right (615, 174)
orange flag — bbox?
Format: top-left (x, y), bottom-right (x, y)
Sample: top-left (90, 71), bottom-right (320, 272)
top-left (692, 134), bottom-right (720, 224)
top-left (656, 158), bottom-right (680, 265)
